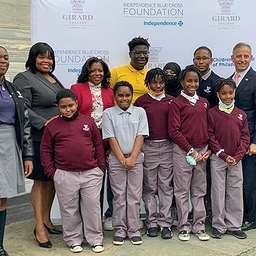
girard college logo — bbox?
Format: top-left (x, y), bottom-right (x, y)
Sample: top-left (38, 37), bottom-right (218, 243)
top-left (212, 0), bottom-right (240, 29)
top-left (62, 0), bottom-right (94, 28)
top-left (70, 0), bottom-right (85, 13)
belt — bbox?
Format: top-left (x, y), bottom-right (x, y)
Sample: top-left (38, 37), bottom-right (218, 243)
top-left (123, 153), bottom-right (131, 158)
top-left (144, 139), bottom-right (170, 147)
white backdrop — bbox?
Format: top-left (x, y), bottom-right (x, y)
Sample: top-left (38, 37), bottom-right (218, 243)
top-left (31, 0), bottom-right (256, 221)
top-left (31, 0), bottom-right (256, 88)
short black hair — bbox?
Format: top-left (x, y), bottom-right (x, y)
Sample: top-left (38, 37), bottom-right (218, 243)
top-left (113, 81), bottom-right (133, 95)
top-left (128, 36), bottom-right (150, 52)
top-left (193, 46), bottom-right (213, 58)
top-left (179, 65), bottom-right (202, 82)
top-left (77, 57), bottom-right (110, 88)
top-left (56, 89), bottom-right (77, 104)
top-left (145, 68), bottom-right (166, 86)
top-left (25, 42), bottom-right (56, 73)
top-left (215, 78), bottom-right (236, 92)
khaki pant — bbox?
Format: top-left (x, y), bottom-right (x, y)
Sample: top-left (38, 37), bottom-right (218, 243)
top-left (210, 154), bottom-right (243, 233)
top-left (142, 140), bottom-right (174, 228)
top-left (54, 168), bottom-right (104, 246)
top-left (173, 144), bottom-right (207, 233)
top-left (108, 152), bottom-right (144, 238)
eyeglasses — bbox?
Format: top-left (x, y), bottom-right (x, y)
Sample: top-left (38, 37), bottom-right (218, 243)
top-left (131, 51), bottom-right (150, 56)
top-left (194, 57), bottom-right (211, 61)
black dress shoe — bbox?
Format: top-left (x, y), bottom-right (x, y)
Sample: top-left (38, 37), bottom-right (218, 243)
top-left (33, 228), bottom-right (52, 248)
top-left (44, 223), bottom-right (62, 234)
top-left (241, 221), bottom-right (256, 231)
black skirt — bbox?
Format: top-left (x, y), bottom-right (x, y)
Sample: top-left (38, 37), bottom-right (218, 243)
top-left (26, 141), bottom-right (52, 181)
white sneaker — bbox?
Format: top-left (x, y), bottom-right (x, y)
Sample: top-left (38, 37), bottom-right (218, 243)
top-left (178, 231), bottom-right (190, 241)
top-left (91, 244), bottom-right (104, 253)
top-left (194, 230), bottom-right (210, 241)
top-left (103, 217), bottom-right (114, 231)
top-left (69, 244), bottom-right (83, 253)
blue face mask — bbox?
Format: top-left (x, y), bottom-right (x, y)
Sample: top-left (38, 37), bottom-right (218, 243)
top-left (218, 99), bottom-right (235, 109)
top-left (186, 155), bottom-right (196, 166)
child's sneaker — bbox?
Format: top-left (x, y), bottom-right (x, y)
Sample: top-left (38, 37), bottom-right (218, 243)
top-left (211, 228), bottom-right (223, 239)
top-left (146, 227), bottom-right (158, 237)
top-left (225, 230), bottom-right (247, 239)
top-left (113, 236), bottom-right (125, 245)
top-left (91, 244), bottom-right (104, 253)
top-left (161, 227), bottom-right (173, 239)
top-left (194, 230), bottom-right (210, 241)
top-left (178, 230), bottom-right (190, 241)
top-left (69, 244), bottom-right (83, 253)
top-left (0, 248), bottom-right (9, 256)
top-left (130, 236), bottom-right (143, 245)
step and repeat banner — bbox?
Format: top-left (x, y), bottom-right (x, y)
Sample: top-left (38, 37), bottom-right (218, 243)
top-left (31, 0), bottom-right (256, 88)
top-left (31, 0), bottom-right (256, 222)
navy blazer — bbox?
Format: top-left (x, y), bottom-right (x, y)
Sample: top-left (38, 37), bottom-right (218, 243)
top-left (233, 67), bottom-right (256, 143)
top-left (13, 70), bottom-right (64, 141)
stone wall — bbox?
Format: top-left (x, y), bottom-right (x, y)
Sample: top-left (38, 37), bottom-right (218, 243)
top-left (0, 0), bottom-right (30, 81)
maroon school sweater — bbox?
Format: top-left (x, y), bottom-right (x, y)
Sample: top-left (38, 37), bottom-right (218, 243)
top-left (40, 113), bottom-right (105, 179)
top-left (208, 106), bottom-right (250, 162)
top-left (168, 95), bottom-right (209, 152)
top-left (134, 94), bottom-right (174, 140)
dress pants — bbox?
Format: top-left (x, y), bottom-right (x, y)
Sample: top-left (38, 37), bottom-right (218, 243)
top-left (108, 152), bottom-right (143, 238)
top-left (173, 144), bottom-right (207, 233)
top-left (142, 140), bottom-right (174, 228)
top-left (210, 154), bottom-right (243, 233)
top-left (54, 168), bottom-right (104, 246)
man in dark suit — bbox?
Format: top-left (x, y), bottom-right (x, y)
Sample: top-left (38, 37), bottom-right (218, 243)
top-left (231, 42), bottom-right (256, 231)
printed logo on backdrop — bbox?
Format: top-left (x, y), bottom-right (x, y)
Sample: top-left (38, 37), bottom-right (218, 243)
top-left (146, 47), bottom-right (165, 69)
top-left (122, 2), bottom-right (184, 27)
top-left (61, 0), bottom-right (94, 29)
top-left (212, 0), bottom-right (240, 29)
top-left (71, 0), bottom-right (85, 13)
top-left (54, 49), bottom-right (110, 75)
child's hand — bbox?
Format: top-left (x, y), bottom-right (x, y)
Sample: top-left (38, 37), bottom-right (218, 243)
top-left (226, 156), bottom-right (237, 166)
top-left (202, 149), bottom-right (211, 161)
top-left (191, 150), bottom-right (203, 162)
top-left (124, 157), bottom-right (135, 169)
top-left (121, 159), bottom-right (127, 167)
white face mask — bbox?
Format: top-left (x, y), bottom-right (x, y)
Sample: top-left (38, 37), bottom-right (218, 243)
top-left (218, 99), bottom-right (235, 109)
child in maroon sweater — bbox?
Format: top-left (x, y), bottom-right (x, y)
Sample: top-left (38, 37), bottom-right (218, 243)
top-left (135, 68), bottom-right (174, 239)
top-left (40, 89), bottom-right (105, 253)
top-left (168, 65), bottom-right (211, 242)
top-left (208, 78), bottom-right (249, 239)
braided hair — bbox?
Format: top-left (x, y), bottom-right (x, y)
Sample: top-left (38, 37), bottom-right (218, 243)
top-left (145, 67), bottom-right (166, 86)
top-left (215, 78), bottom-right (236, 92)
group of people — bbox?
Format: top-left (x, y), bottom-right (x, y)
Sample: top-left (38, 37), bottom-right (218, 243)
top-left (1, 37), bottom-right (256, 255)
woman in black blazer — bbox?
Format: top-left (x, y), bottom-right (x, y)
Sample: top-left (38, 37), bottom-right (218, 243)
top-left (13, 42), bottom-right (64, 248)
top-left (0, 45), bottom-right (34, 256)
